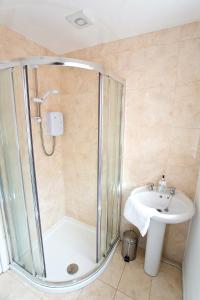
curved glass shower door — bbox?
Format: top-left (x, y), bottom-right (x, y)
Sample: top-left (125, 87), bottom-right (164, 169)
top-left (0, 57), bottom-right (124, 291)
top-left (0, 67), bottom-right (46, 277)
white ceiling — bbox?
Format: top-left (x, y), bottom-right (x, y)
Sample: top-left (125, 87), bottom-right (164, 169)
top-left (0, 0), bottom-right (200, 54)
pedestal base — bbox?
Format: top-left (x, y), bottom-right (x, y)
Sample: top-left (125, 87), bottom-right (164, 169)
top-left (144, 220), bottom-right (166, 276)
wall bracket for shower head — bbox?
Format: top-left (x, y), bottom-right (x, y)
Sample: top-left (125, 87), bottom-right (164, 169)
top-left (33, 97), bottom-right (45, 103)
top-left (32, 89), bottom-right (59, 104)
top-left (33, 116), bottom-right (42, 123)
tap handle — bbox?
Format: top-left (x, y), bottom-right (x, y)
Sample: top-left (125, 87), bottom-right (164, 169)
top-left (146, 183), bottom-right (154, 190)
top-left (169, 186), bottom-right (176, 195)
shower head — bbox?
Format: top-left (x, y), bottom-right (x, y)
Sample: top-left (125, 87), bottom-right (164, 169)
top-left (32, 89), bottom-right (59, 104)
top-left (41, 89), bottom-right (59, 101)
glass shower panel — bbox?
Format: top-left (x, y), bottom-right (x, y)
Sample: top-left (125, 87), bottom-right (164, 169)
top-left (99, 76), bottom-right (109, 258)
top-left (99, 75), bottom-right (124, 259)
top-left (0, 67), bottom-right (45, 277)
top-left (0, 68), bottom-right (33, 273)
top-left (109, 81), bottom-right (123, 244)
top-left (12, 67), bottom-right (46, 277)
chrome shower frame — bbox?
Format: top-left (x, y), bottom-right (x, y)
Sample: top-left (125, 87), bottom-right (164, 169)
top-left (0, 56), bottom-right (125, 292)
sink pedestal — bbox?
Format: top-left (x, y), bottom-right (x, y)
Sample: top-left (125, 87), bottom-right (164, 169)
top-left (144, 219), bottom-right (166, 276)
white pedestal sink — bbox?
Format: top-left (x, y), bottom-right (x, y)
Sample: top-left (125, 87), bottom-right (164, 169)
top-left (124, 186), bottom-right (195, 276)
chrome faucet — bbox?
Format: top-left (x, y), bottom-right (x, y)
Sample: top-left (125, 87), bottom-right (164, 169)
top-left (147, 183), bottom-right (154, 191)
top-left (169, 187), bottom-right (176, 195)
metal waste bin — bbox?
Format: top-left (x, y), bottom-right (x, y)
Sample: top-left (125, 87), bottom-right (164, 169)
top-left (121, 230), bottom-right (138, 262)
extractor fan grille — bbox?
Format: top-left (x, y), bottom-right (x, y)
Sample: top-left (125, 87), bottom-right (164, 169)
top-left (65, 10), bottom-right (93, 29)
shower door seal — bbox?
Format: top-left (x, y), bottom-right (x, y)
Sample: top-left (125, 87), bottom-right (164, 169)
top-left (96, 73), bottom-right (103, 263)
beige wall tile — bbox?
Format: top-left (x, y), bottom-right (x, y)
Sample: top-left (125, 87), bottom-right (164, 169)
top-left (166, 165), bottom-right (199, 198)
top-left (60, 70), bottom-right (99, 227)
top-left (125, 87), bottom-right (174, 127)
top-left (164, 223), bottom-right (189, 264)
top-left (144, 43), bottom-right (179, 88)
top-left (168, 128), bottom-right (200, 167)
top-left (177, 38), bottom-right (200, 84)
top-left (146, 26), bottom-right (181, 46)
top-left (60, 68), bottom-right (99, 95)
top-left (117, 34), bottom-right (149, 53)
top-left (118, 48), bottom-right (145, 73)
top-left (124, 126), bottom-right (170, 163)
top-left (117, 25), bottom-right (181, 54)
top-left (172, 82), bottom-right (200, 128)
top-left (181, 22), bottom-right (200, 40)
top-left (122, 68), bottom-right (146, 90)
top-left (123, 160), bottom-right (167, 190)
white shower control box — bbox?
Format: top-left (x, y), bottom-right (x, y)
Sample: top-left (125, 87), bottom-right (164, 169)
top-left (46, 112), bottom-right (64, 136)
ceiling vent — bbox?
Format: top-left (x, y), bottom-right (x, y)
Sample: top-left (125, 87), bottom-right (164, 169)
top-left (65, 10), bottom-right (93, 29)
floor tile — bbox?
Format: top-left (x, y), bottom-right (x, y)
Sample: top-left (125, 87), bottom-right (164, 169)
top-left (2, 274), bottom-right (41, 300)
top-left (41, 290), bottom-right (81, 300)
top-left (0, 249), bottom-right (183, 300)
top-left (78, 279), bottom-right (116, 300)
top-left (114, 291), bottom-right (133, 300)
top-left (118, 259), bottom-right (152, 300)
top-left (0, 271), bottom-right (38, 300)
top-left (100, 244), bottom-right (125, 288)
top-left (150, 263), bottom-right (182, 300)
top-left (3, 271), bottom-right (80, 300)
top-left (0, 272), bottom-right (18, 300)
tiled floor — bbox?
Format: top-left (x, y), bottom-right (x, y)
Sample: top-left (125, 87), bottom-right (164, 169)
top-left (0, 245), bottom-right (182, 300)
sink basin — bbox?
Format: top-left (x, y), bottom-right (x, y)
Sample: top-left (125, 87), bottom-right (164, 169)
top-left (131, 186), bottom-right (195, 224)
top-left (124, 186), bottom-right (195, 276)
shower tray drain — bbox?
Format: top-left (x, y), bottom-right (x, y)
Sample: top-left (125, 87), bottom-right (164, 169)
top-left (66, 263), bottom-right (79, 275)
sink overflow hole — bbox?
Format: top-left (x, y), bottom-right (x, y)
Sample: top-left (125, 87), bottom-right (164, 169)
top-left (66, 263), bottom-right (79, 275)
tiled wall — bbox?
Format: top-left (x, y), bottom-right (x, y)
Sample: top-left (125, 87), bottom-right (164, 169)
top-left (65, 22), bottom-right (200, 264)
top-left (60, 67), bottom-right (99, 226)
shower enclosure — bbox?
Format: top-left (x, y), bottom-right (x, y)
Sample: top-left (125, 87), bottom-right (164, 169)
top-left (0, 57), bottom-right (124, 292)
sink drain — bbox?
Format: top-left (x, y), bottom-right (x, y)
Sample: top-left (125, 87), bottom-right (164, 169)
top-left (66, 263), bottom-right (79, 275)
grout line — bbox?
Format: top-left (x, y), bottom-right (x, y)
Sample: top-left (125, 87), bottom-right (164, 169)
top-left (148, 277), bottom-right (153, 300)
top-left (98, 277), bottom-right (118, 290)
top-left (116, 290), bottom-right (134, 300)
top-left (114, 261), bottom-right (127, 299)
top-left (98, 258), bottom-right (127, 293)
top-left (161, 257), bottom-right (182, 271)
